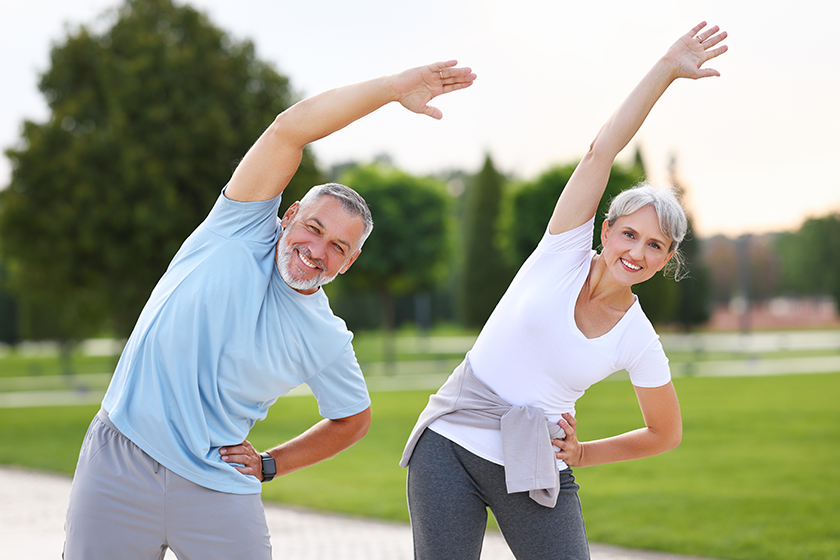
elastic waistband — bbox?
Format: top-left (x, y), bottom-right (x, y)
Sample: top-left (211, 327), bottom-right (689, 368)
top-left (95, 408), bottom-right (121, 435)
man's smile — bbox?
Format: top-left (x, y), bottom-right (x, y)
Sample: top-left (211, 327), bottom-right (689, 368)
top-left (297, 248), bottom-right (322, 271)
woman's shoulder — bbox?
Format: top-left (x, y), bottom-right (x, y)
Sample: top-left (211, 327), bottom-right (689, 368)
top-left (537, 216), bottom-right (596, 254)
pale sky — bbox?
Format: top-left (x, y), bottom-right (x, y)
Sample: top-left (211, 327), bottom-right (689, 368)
top-left (2, 0), bottom-right (838, 237)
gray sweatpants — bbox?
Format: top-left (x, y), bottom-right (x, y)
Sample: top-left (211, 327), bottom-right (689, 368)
top-left (407, 429), bottom-right (590, 560)
top-left (63, 410), bottom-right (272, 560)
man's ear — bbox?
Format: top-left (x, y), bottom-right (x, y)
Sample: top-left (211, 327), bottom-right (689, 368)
top-left (280, 202), bottom-right (300, 228)
top-left (339, 249), bottom-right (362, 275)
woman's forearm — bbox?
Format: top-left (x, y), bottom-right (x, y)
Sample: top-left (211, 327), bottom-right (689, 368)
top-left (576, 424), bottom-right (682, 467)
top-left (590, 57), bottom-right (678, 161)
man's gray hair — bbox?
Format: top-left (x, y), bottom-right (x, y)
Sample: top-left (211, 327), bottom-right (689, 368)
top-left (605, 182), bottom-right (688, 280)
top-left (298, 183), bottom-right (374, 250)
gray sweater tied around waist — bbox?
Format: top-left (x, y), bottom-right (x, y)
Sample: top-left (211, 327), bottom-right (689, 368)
top-left (400, 357), bottom-right (566, 507)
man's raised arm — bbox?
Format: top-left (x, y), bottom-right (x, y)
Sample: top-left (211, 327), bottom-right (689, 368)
top-left (226, 61), bottom-right (476, 203)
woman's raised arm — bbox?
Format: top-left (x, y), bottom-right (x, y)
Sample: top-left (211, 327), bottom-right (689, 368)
top-left (549, 22), bottom-right (728, 235)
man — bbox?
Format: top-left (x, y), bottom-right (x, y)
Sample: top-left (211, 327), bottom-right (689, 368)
top-left (63, 60), bottom-right (475, 560)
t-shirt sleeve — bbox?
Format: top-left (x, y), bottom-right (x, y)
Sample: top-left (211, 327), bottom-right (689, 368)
top-left (306, 341), bottom-right (371, 419)
top-left (536, 216), bottom-right (596, 255)
top-left (201, 185), bottom-right (283, 242)
top-left (619, 312), bottom-right (672, 388)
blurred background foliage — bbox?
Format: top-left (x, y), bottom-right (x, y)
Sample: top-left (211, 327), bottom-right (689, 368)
top-left (1, 0), bottom-right (839, 357)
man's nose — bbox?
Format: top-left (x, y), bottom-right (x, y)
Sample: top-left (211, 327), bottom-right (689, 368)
top-left (308, 239), bottom-right (329, 261)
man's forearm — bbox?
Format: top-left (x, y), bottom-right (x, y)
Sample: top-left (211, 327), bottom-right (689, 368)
top-left (268, 407), bottom-right (371, 477)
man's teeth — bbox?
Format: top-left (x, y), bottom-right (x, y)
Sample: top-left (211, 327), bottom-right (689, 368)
top-left (299, 251), bottom-right (319, 269)
top-left (621, 258), bottom-right (641, 270)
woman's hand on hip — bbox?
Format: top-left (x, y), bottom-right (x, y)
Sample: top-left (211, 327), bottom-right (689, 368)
top-left (553, 413), bottom-right (583, 466)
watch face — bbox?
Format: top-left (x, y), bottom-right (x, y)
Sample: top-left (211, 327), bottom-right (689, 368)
top-left (261, 454), bottom-right (277, 479)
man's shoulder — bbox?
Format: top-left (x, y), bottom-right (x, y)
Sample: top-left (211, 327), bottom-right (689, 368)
top-left (200, 187), bottom-right (282, 242)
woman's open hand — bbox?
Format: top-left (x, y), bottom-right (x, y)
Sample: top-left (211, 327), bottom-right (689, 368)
top-left (664, 21), bottom-right (728, 80)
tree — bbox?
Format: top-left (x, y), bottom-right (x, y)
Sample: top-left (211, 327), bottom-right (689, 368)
top-left (503, 161), bottom-right (647, 261)
top-left (502, 163), bottom-right (578, 265)
top-left (0, 260), bottom-right (18, 345)
top-left (331, 163), bottom-right (453, 365)
top-left (0, 0), bottom-right (322, 344)
top-left (778, 213), bottom-right (840, 307)
top-left (668, 158), bottom-right (710, 330)
top-left (458, 154), bottom-right (516, 327)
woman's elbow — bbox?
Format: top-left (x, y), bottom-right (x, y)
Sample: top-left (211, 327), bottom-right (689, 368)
top-left (668, 431), bottom-right (682, 452)
top-left (582, 135), bottom-right (619, 168)
top-left (663, 423), bottom-right (682, 452)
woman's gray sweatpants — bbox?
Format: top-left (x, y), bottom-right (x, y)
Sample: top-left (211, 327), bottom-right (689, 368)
top-left (407, 429), bottom-right (590, 560)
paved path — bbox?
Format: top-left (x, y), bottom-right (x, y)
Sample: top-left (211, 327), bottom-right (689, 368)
top-left (1, 466), bottom-right (722, 560)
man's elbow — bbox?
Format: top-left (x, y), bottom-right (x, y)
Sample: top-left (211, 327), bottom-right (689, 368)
top-left (266, 111), bottom-right (307, 151)
top-left (348, 406), bottom-right (372, 444)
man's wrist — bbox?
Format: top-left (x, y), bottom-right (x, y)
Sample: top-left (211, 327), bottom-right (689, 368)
top-left (260, 452), bottom-right (276, 482)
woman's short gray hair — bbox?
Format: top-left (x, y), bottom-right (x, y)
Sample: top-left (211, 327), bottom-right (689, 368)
top-left (605, 182), bottom-right (688, 281)
top-left (298, 183), bottom-right (374, 250)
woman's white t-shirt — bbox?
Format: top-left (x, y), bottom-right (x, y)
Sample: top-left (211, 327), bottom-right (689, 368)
top-left (428, 217), bottom-right (671, 468)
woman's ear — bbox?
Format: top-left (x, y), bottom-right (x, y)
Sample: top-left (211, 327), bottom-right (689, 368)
top-left (657, 251), bottom-right (676, 272)
top-left (600, 219), bottom-right (611, 246)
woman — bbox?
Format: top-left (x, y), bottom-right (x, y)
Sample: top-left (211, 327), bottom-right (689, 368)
top-left (400, 22), bottom-right (728, 560)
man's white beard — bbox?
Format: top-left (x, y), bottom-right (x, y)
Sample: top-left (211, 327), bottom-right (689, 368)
top-left (275, 232), bottom-right (337, 292)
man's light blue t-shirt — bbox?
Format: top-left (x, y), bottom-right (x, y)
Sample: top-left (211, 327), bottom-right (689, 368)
top-left (102, 188), bottom-right (371, 494)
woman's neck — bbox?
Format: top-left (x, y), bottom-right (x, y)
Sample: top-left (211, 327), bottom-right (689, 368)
top-left (584, 254), bottom-right (635, 311)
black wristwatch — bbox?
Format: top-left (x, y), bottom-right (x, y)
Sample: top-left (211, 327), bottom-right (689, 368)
top-left (260, 452), bottom-right (276, 483)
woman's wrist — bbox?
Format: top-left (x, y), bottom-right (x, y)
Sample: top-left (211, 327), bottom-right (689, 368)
top-left (653, 56), bottom-right (681, 86)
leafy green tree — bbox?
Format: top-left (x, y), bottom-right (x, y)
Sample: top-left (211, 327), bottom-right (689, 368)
top-left (671, 218), bottom-right (710, 329)
top-left (0, 260), bottom-right (18, 344)
top-left (0, 0), bottom-right (322, 343)
top-left (503, 161), bottom-right (646, 261)
top-left (458, 154), bottom-right (516, 327)
top-left (502, 163), bottom-right (577, 265)
top-left (668, 160), bottom-right (710, 329)
top-left (332, 163), bottom-right (453, 365)
top-left (778, 213), bottom-right (840, 306)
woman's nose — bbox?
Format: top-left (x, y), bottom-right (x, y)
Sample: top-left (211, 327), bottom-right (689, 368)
top-left (629, 241), bottom-right (645, 260)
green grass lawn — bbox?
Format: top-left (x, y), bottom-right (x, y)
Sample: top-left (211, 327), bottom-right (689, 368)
top-left (0, 353), bottom-right (118, 378)
top-left (1, 372), bottom-right (837, 560)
